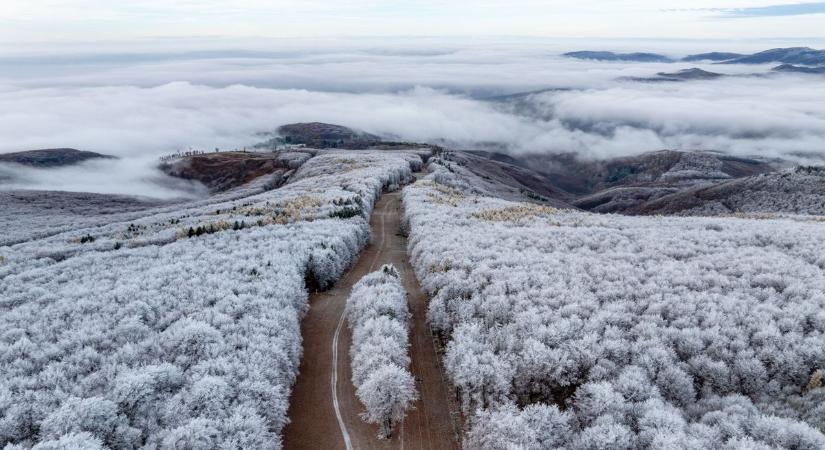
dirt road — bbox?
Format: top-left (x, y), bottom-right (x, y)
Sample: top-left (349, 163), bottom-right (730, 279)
top-left (283, 190), bottom-right (461, 450)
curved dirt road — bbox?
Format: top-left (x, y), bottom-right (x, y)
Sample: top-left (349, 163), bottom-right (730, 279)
top-left (283, 190), bottom-right (461, 450)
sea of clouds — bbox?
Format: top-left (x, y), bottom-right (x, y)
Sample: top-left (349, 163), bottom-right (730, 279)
top-left (1, 37), bottom-right (823, 196)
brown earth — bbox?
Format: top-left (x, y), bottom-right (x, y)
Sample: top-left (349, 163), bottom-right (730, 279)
top-left (159, 151), bottom-right (296, 192)
top-left (283, 188), bottom-right (461, 450)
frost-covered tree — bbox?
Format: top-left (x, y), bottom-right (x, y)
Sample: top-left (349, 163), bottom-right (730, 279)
top-left (356, 364), bottom-right (418, 439)
top-left (346, 265), bottom-right (418, 438)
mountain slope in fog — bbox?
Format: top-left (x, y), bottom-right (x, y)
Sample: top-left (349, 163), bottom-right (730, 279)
top-left (772, 64), bottom-right (825, 75)
top-left (656, 68), bottom-right (725, 80)
top-left (272, 122), bottom-right (381, 149)
top-left (682, 52), bottom-right (746, 62)
top-left (563, 51), bottom-right (673, 63)
top-left (622, 68), bottom-right (727, 83)
top-left (721, 47), bottom-right (825, 65)
top-left (0, 148), bottom-right (115, 168)
top-left (564, 47), bottom-right (825, 67)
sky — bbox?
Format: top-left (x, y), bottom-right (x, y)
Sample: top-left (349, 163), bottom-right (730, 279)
top-left (1, 1), bottom-right (825, 43)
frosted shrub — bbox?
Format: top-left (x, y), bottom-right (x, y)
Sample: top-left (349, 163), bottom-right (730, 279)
top-left (0, 151), bottom-right (421, 448)
top-left (30, 433), bottom-right (106, 450)
top-left (403, 162), bottom-right (825, 449)
top-left (346, 265), bottom-right (418, 438)
top-left (39, 397), bottom-right (140, 449)
top-left (465, 403), bottom-right (573, 450)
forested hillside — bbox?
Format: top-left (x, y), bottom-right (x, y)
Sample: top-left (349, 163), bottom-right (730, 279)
top-left (403, 158), bottom-right (825, 449)
top-left (0, 151), bottom-right (421, 449)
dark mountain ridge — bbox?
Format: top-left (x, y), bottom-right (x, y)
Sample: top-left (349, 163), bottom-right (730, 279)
top-left (622, 68), bottom-right (726, 83)
top-left (0, 148), bottom-right (115, 168)
top-left (720, 47), bottom-right (825, 65)
top-left (656, 68), bottom-right (724, 80)
top-left (564, 47), bottom-right (825, 67)
top-left (772, 64), bottom-right (825, 75)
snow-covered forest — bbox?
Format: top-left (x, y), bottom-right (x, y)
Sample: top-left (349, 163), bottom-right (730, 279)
top-left (346, 265), bottom-right (417, 438)
top-left (0, 151), bottom-right (421, 449)
top-left (403, 159), bottom-right (825, 449)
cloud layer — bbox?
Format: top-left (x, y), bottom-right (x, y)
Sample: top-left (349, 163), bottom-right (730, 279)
top-left (0, 157), bottom-right (208, 199)
top-left (1, 40), bottom-right (824, 196)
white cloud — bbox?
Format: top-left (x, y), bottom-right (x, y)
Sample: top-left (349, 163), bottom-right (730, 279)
top-left (2, 74), bottom-right (824, 161)
top-left (1, 40), bottom-right (824, 197)
top-left (0, 157), bottom-right (207, 199)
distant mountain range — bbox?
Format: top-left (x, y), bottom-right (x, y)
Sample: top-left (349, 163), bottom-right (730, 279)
top-left (564, 47), bottom-right (825, 72)
top-left (772, 64), bottom-right (825, 74)
top-left (718, 47), bottom-right (825, 65)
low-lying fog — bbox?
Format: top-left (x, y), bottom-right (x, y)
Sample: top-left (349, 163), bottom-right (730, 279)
top-left (1, 38), bottom-right (824, 197)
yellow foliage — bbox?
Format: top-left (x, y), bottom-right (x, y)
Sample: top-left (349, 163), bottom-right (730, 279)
top-left (235, 195), bottom-right (323, 223)
top-left (471, 204), bottom-right (559, 222)
top-left (730, 212), bottom-right (779, 220)
top-left (420, 181), bottom-right (464, 207)
top-left (806, 369), bottom-right (823, 392)
top-left (177, 195), bottom-right (325, 238)
top-left (275, 195), bottom-right (323, 222)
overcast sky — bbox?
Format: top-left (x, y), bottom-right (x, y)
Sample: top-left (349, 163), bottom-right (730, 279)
top-left (1, 1), bottom-right (825, 43)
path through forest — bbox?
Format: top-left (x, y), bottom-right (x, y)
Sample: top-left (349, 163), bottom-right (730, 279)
top-left (283, 188), bottom-right (461, 450)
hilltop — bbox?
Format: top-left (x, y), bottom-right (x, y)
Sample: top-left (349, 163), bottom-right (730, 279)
top-left (0, 148), bottom-right (115, 168)
top-left (271, 122), bottom-right (381, 149)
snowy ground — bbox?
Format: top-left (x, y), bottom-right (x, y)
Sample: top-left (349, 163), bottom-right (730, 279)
top-left (403, 159), bottom-right (825, 449)
top-left (0, 151), bottom-right (420, 449)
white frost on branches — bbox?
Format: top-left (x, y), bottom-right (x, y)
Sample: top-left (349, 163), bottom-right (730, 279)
top-left (402, 162), bottom-right (825, 449)
top-left (0, 151), bottom-right (420, 449)
top-left (346, 265), bottom-right (418, 439)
